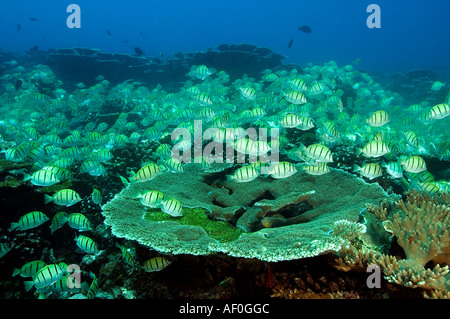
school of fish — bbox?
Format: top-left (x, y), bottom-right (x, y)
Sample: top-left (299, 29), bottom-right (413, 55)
top-left (0, 57), bottom-right (449, 298)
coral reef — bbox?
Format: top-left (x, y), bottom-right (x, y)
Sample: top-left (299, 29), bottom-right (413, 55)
top-left (330, 190), bottom-right (450, 298)
top-left (101, 164), bottom-right (398, 261)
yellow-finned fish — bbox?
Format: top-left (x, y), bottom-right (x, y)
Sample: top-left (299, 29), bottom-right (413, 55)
top-left (9, 211), bottom-right (49, 231)
top-left (160, 198), bottom-right (183, 217)
top-left (239, 86), bottom-right (257, 100)
top-left (45, 189), bottom-right (82, 207)
top-left (115, 242), bottom-right (137, 268)
top-left (87, 272), bottom-right (99, 299)
top-left (279, 113), bottom-right (302, 128)
top-left (141, 256), bottom-right (171, 272)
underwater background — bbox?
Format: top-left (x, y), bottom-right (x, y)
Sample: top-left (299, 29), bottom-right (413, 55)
top-left (0, 0), bottom-right (449, 304)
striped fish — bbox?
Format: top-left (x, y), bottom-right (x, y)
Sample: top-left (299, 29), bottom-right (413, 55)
top-left (24, 263), bottom-right (67, 291)
top-left (234, 138), bottom-right (258, 155)
top-left (42, 165), bottom-right (73, 181)
top-left (428, 103), bottom-right (450, 120)
top-left (353, 163), bottom-right (383, 180)
top-left (9, 211), bottom-right (49, 231)
top-left (382, 161), bottom-right (403, 179)
top-left (284, 90), bottom-right (307, 104)
top-left (302, 162), bottom-right (330, 175)
top-left (23, 169), bottom-right (61, 187)
top-left (0, 243), bottom-right (12, 259)
top-left (86, 272), bottom-right (99, 299)
top-left (160, 198), bottom-right (183, 217)
top-left (13, 260), bottom-right (47, 277)
top-left (227, 165), bottom-right (259, 183)
top-left (141, 257), bottom-right (171, 272)
top-left (50, 211), bottom-right (68, 234)
top-left (137, 190), bottom-right (165, 208)
top-left (115, 242), bottom-right (137, 268)
top-left (297, 116), bottom-right (315, 130)
top-left (190, 65), bottom-right (213, 80)
top-left (357, 140), bottom-right (390, 158)
top-left (304, 144), bottom-right (333, 163)
top-left (367, 110), bottom-right (390, 127)
top-left (45, 189), bottom-right (82, 207)
top-left (323, 120), bottom-right (340, 139)
top-left (269, 161), bottom-right (298, 179)
top-left (91, 188), bottom-right (102, 205)
top-left (239, 86), bottom-right (257, 100)
top-left (193, 92), bottom-right (213, 106)
top-left (75, 235), bottom-right (99, 254)
top-left (130, 163), bottom-right (162, 183)
top-left (279, 113), bottom-right (302, 128)
top-left (309, 82), bottom-right (325, 94)
top-left (403, 130), bottom-right (419, 148)
top-left (289, 78), bottom-right (308, 91)
top-left (401, 155), bottom-right (427, 173)
top-left (68, 213), bottom-right (93, 232)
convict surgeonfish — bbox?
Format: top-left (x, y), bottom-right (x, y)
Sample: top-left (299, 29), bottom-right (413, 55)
top-left (357, 140), bottom-right (390, 158)
top-left (50, 211), bottom-right (68, 234)
top-left (23, 169), bottom-right (61, 187)
top-left (141, 256), bottom-right (171, 272)
top-left (226, 165), bottom-right (259, 183)
top-left (400, 155), bottom-right (427, 173)
top-left (160, 198), bottom-right (183, 217)
top-left (115, 242), bottom-right (137, 268)
top-left (366, 110), bottom-right (390, 127)
top-left (268, 161), bottom-right (298, 179)
top-left (136, 190), bottom-right (165, 208)
top-left (428, 103), bottom-right (450, 120)
top-left (0, 243), bottom-right (12, 259)
top-left (67, 213), bottom-right (93, 232)
top-left (302, 162), bottom-right (330, 175)
top-left (9, 211), bottom-right (49, 231)
top-left (302, 143), bottom-right (333, 163)
top-left (24, 263), bottom-right (68, 291)
top-left (129, 163), bottom-right (162, 183)
top-left (13, 260), bottom-right (46, 278)
top-left (353, 163), bottom-right (383, 180)
top-left (74, 235), bottom-right (99, 254)
top-left (45, 189), bottom-right (82, 207)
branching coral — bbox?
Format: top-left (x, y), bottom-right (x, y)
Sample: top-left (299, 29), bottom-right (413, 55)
top-left (331, 190), bottom-right (450, 298)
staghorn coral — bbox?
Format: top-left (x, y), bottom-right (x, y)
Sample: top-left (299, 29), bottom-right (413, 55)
top-left (101, 164), bottom-right (398, 261)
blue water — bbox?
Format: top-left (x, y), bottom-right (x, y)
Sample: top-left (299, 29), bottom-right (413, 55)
top-left (1, 0), bottom-right (450, 78)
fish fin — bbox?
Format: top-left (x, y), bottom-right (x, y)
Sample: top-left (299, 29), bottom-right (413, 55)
top-left (23, 173), bottom-right (30, 182)
top-left (23, 281), bottom-right (34, 292)
top-left (9, 223), bottom-right (18, 232)
top-left (44, 194), bottom-right (53, 204)
top-left (12, 268), bottom-right (21, 277)
top-left (226, 175), bottom-right (233, 183)
top-left (353, 164), bottom-right (361, 172)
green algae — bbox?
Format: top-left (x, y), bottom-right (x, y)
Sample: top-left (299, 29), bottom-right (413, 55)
top-left (144, 206), bottom-right (244, 243)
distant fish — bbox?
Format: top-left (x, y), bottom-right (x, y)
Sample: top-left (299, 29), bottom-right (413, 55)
top-left (139, 31), bottom-right (147, 39)
top-left (17, 24), bottom-right (21, 31)
top-left (298, 25), bottom-right (312, 33)
top-left (29, 17), bottom-right (38, 21)
top-left (288, 39), bottom-right (294, 48)
top-left (106, 30), bottom-right (113, 37)
top-left (141, 257), bottom-right (171, 272)
top-left (134, 47), bottom-right (145, 56)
